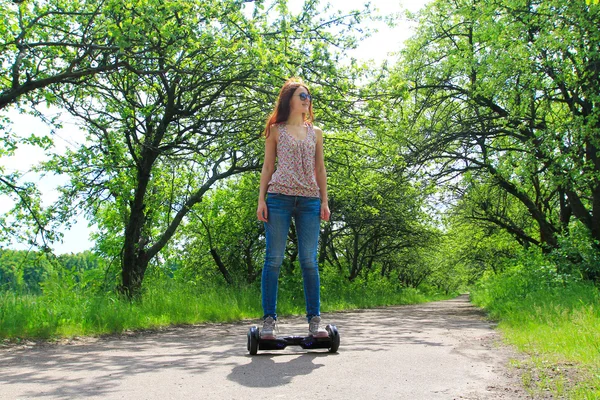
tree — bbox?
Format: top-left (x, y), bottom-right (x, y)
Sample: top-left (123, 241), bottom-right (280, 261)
top-left (390, 0), bottom-right (600, 255)
top-left (322, 128), bottom-right (437, 282)
top-left (41, 0), bottom-right (371, 297)
top-left (174, 174), bottom-right (265, 285)
top-left (0, 0), bottom-right (144, 248)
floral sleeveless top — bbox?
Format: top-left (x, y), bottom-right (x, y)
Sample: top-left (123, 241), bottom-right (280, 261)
top-left (267, 123), bottom-right (320, 198)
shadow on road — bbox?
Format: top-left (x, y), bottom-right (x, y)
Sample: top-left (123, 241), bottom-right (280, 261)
top-left (0, 324), bottom-right (241, 398)
top-left (228, 352), bottom-right (332, 387)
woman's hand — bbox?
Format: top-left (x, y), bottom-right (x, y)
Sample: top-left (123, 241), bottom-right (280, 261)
top-left (257, 200), bottom-right (268, 222)
top-left (320, 202), bottom-right (330, 221)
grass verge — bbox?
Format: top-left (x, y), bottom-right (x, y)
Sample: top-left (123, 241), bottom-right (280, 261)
top-left (472, 276), bottom-right (600, 399)
top-left (0, 277), bottom-right (452, 342)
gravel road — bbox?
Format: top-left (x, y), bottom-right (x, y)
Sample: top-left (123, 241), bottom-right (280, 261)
top-left (0, 295), bottom-right (528, 399)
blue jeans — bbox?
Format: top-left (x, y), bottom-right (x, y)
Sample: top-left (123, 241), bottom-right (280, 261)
top-left (262, 193), bottom-right (321, 322)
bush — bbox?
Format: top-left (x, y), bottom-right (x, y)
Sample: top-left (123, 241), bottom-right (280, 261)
top-left (551, 222), bottom-right (600, 282)
top-left (471, 247), bottom-right (580, 317)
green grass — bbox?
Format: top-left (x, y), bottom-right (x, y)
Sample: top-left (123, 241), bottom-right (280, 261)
top-left (472, 272), bottom-right (600, 399)
top-left (0, 283), bottom-right (260, 339)
top-left (0, 275), bottom-right (451, 341)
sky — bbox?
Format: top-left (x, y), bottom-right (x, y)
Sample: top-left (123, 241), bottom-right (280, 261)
top-left (1, 0), bottom-right (431, 254)
top-left (288, 0), bottom-right (430, 64)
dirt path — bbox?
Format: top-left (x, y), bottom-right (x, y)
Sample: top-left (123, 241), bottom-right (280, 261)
top-left (0, 295), bottom-right (528, 399)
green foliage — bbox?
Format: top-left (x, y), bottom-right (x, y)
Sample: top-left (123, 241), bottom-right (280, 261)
top-left (320, 267), bottom-right (449, 310)
top-left (322, 128), bottom-right (438, 282)
top-left (472, 249), bottom-right (578, 317)
top-left (392, 0), bottom-right (600, 256)
top-left (30, 0), bottom-right (375, 296)
top-left (1, 0), bottom-right (378, 296)
top-left (0, 249), bottom-right (51, 292)
top-left (0, 0), bottom-right (125, 109)
top-left (0, 249), bottom-right (108, 293)
top-left (551, 222), bottom-right (600, 281)
top-left (0, 0), bottom-right (135, 248)
top-left (0, 132), bottom-right (58, 248)
top-left (173, 173), bottom-right (264, 286)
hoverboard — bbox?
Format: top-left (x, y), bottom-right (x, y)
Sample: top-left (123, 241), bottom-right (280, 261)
top-left (247, 324), bottom-right (340, 355)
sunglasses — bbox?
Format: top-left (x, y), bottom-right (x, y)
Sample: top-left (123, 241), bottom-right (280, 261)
top-left (296, 92), bottom-right (312, 102)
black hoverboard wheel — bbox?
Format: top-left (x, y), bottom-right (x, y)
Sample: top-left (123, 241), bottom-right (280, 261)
top-left (326, 324), bottom-right (340, 353)
top-left (247, 326), bottom-right (259, 355)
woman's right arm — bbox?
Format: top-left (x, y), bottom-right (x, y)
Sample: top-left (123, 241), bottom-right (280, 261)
top-left (257, 126), bottom-right (278, 222)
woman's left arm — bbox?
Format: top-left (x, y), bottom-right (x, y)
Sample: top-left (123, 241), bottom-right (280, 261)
top-left (314, 127), bottom-right (330, 221)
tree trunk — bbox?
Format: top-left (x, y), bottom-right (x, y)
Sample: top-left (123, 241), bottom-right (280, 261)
top-left (120, 154), bottom-right (155, 298)
top-left (490, 169), bottom-right (559, 249)
top-left (210, 248), bottom-right (233, 285)
top-left (348, 230), bottom-right (360, 281)
top-left (121, 250), bottom-right (149, 299)
top-left (589, 139), bottom-right (600, 245)
top-left (244, 240), bottom-right (256, 284)
top-left (559, 188), bottom-right (572, 231)
top-left (318, 224), bottom-right (329, 268)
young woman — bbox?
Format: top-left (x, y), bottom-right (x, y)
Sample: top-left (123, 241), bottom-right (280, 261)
top-left (257, 78), bottom-right (330, 339)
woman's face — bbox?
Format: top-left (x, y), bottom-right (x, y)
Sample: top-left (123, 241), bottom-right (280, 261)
top-left (289, 86), bottom-right (311, 116)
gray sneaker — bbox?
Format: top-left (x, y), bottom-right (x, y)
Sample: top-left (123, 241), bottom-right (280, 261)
top-left (261, 316), bottom-right (277, 340)
top-left (308, 316), bottom-right (329, 338)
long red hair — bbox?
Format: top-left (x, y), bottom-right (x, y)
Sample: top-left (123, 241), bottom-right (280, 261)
top-left (263, 77), bottom-right (314, 138)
